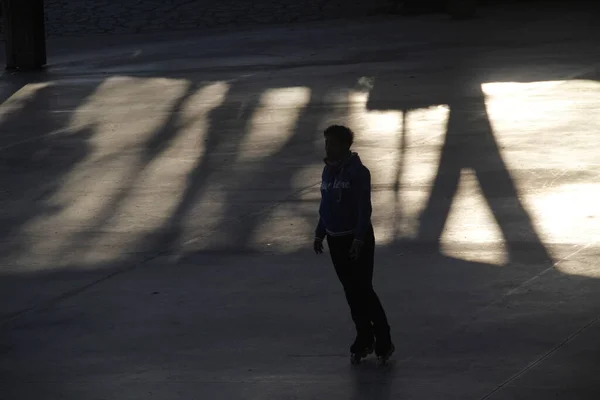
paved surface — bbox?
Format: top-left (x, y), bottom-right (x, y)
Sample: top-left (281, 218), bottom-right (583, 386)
top-left (1, 4), bottom-right (600, 400)
top-left (0, 0), bottom-right (393, 37)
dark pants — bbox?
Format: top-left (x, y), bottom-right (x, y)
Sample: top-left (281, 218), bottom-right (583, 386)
top-left (327, 226), bottom-right (391, 344)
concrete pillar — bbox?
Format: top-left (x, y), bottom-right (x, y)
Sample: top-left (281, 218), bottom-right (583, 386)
top-left (2, 0), bottom-right (47, 70)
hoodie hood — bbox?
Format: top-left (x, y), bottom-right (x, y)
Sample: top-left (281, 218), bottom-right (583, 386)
top-left (324, 152), bottom-right (361, 169)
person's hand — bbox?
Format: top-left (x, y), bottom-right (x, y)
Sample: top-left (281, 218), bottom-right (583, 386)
top-left (314, 238), bottom-right (324, 254)
top-left (349, 240), bottom-right (363, 261)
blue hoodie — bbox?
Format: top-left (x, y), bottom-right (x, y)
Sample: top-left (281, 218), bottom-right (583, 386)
top-left (315, 152), bottom-right (372, 243)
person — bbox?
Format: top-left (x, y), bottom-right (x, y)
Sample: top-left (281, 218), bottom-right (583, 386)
top-left (313, 125), bottom-right (394, 364)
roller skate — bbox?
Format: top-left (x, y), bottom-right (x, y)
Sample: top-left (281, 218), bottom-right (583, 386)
top-left (350, 335), bottom-right (374, 365)
top-left (375, 339), bottom-right (395, 366)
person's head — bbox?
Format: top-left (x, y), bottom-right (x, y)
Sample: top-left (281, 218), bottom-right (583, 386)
top-left (324, 125), bottom-right (354, 161)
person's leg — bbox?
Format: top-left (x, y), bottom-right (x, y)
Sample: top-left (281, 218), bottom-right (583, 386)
top-left (327, 234), bottom-right (374, 349)
top-left (357, 227), bottom-right (392, 355)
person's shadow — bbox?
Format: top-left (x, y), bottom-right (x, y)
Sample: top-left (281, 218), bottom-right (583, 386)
top-left (367, 61), bottom-right (553, 265)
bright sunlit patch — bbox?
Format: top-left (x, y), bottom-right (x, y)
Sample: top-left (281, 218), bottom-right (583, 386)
top-left (390, 105), bottom-right (450, 239)
top-left (372, 105), bottom-right (450, 245)
top-left (180, 81), bottom-right (229, 126)
top-left (238, 87), bottom-right (311, 161)
top-left (482, 79), bottom-right (600, 275)
top-left (482, 80), bottom-right (575, 127)
top-left (482, 80), bottom-right (566, 96)
top-left (347, 89), bottom-right (402, 183)
top-left (0, 82), bottom-right (53, 123)
top-left (109, 81), bottom-right (230, 235)
top-left (73, 76), bottom-right (191, 150)
top-left (51, 76), bottom-right (192, 212)
top-left (348, 91), bottom-right (402, 139)
top-left (526, 183), bottom-right (600, 247)
top-left (439, 168), bottom-right (508, 266)
top-left (346, 90), bottom-right (401, 245)
top-left (18, 78), bottom-right (230, 268)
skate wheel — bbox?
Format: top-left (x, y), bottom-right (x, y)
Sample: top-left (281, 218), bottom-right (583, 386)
top-left (351, 351), bottom-right (369, 364)
top-left (376, 344), bottom-right (395, 366)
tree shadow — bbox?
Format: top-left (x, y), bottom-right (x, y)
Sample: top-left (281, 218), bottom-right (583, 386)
top-left (0, 77), bottom-right (98, 274)
top-left (58, 81), bottom-right (203, 258)
top-left (210, 79), bottom-right (352, 251)
top-left (0, 65), bottom-right (360, 398)
top-left (147, 79), bottom-right (262, 252)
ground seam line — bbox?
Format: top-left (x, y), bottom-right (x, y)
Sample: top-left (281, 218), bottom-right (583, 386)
top-left (477, 241), bottom-right (598, 399)
top-left (479, 312), bottom-right (600, 400)
top-left (395, 242), bottom-right (593, 366)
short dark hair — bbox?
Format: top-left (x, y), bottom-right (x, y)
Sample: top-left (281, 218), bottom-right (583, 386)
top-left (324, 125), bottom-right (354, 147)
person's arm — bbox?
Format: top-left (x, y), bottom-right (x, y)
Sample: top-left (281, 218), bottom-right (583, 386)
top-left (315, 168), bottom-right (327, 241)
top-left (315, 217), bottom-right (326, 241)
top-left (314, 171), bottom-right (327, 254)
top-left (353, 166), bottom-right (372, 243)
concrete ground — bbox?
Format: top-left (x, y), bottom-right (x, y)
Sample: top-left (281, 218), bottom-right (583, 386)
top-left (1, 4), bottom-right (600, 400)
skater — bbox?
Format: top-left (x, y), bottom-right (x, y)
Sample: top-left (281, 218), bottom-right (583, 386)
top-left (313, 125), bottom-right (394, 364)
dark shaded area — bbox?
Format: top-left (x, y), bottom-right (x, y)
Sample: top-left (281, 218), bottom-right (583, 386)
top-left (1, 0), bottom-right (394, 39)
top-left (393, 0), bottom-right (599, 18)
top-left (391, 0), bottom-right (477, 18)
top-left (0, 0), bottom-right (593, 44)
